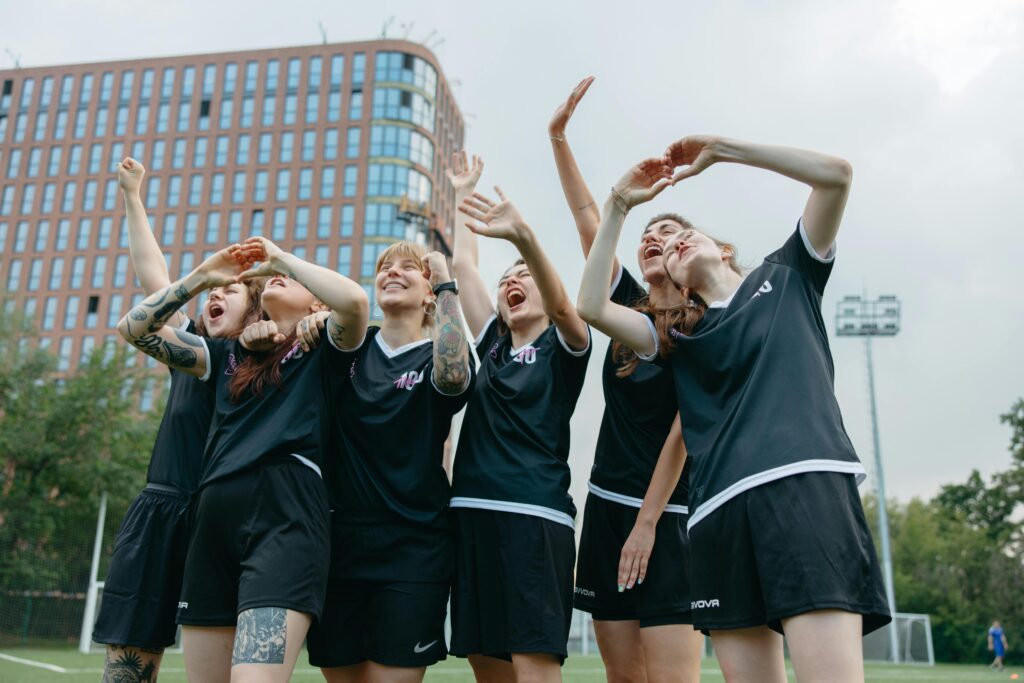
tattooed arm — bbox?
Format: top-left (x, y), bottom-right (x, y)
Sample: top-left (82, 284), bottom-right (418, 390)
top-left (239, 236), bottom-right (368, 350)
top-left (117, 246), bottom-right (250, 377)
top-left (424, 252), bottom-right (472, 395)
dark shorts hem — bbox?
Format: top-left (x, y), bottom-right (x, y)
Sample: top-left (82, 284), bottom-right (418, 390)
top-left (639, 611), bottom-right (694, 628)
top-left (577, 600), bottom-right (692, 627)
top-left (314, 653), bottom-right (448, 669)
top-left (697, 602), bottom-right (892, 636)
top-left (90, 634), bottom-right (171, 651)
top-left (449, 648), bottom-right (567, 666)
top-left (176, 615), bottom-right (237, 628)
top-left (236, 599), bottom-right (322, 623)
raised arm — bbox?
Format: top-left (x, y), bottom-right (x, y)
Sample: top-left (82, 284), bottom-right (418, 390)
top-left (239, 236), bottom-right (368, 350)
top-left (118, 246), bottom-right (251, 376)
top-left (424, 251), bottom-right (472, 395)
top-left (617, 413), bottom-right (686, 591)
top-left (666, 136), bottom-right (852, 256)
top-left (549, 77), bottom-right (614, 272)
top-left (461, 188), bottom-right (588, 350)
top-left (447, 151), bottom-right (493, 337)
top-left (118, 157), bottom-right (186, 328)
top-left (576, 159), bottom-right (673, 357)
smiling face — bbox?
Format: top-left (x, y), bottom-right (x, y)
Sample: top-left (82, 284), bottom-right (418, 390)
top-left (259, 274), bottom-right (319, 321)
top-left (637, 218), bottom-right (690, 283)
top-left (662, 228), bottom-right (736, 288)
top-left (375, 255), bottom-right (432, 318)
top-left (496, 261), bottom-right (544, 331)
top-left (202, 283), bottom-right (253, 338)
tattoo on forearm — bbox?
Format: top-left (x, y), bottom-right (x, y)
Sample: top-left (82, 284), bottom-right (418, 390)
top-left (327, 315), bottom-right (346, 348)
top-left (433, 290), bottom-right (470, 393)
top-left (132, 334), bottom-right (199, 368)
top-left (232, 607), bottom-right (287, 665)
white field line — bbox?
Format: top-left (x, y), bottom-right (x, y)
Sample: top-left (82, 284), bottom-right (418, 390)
top-left (0, 651), bottom-right (69, 672)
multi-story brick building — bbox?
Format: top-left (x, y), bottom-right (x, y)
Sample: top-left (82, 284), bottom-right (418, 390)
top-left (0, 39), bottom-right (464, 400)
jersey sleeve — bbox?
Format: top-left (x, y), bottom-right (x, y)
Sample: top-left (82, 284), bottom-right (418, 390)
top-left (554, 325), bottom-right (592, 395)
top-left (472, 314), bottom-right (500, 356)
top-left (766, 219), bottom-right (835, 296)
top-left (610, 266), bottom-right (648, 307)
top-left (202, 337), bottom-right (240, 385)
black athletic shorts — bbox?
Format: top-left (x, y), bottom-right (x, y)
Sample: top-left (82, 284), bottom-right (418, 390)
top-left (307, 579), bottom-right (449, 668)
top-left (92, 484), bottom-right (192, 649)
top-left (176, 457), bottom-right (330, 626)
top-left (688, 471), bottom-right (891, 634)
top-left (574, 492), bottom-right (692, 626)
top-left (450, 508), bottom-right (575, 664)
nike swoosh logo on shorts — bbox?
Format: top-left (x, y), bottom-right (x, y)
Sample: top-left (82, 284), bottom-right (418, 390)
top-left (414, 640), bottom-right (437, 654)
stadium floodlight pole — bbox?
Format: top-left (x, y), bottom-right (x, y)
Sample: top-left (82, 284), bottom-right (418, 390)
top-left (835, 294), bottom-right (900, 663)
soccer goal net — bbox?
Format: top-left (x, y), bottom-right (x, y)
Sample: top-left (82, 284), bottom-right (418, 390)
top-left (863, 612), bottom-right (935, 664)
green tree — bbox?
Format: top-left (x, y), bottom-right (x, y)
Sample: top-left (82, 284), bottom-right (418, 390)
top-left (0, 305), bottom-right (161, 597)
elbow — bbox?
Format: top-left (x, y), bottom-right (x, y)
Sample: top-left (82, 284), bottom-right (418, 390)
top-left (575, 294), bottom-right (604, 325)
top-left (828, 157), bottom-right (853, 188)
top-left (116, 315), bottom-right (134, 342)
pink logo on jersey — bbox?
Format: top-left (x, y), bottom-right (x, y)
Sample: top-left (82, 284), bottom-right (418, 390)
top-left (488, 342), bottom-right (500, 359)
top-left (280, 343), bottom-right (304, 365)
top-left (512, 346), bottom-right (537, 365)
top-left (224, 352), bottom-right (239, 375)
top-left (349, 360), bottom-right (356, 378)
top-left (394, 369), bottom-right (425, 390)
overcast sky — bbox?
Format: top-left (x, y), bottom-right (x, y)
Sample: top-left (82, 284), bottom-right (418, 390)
top-left (4, 0), bottom-right (1023, 507)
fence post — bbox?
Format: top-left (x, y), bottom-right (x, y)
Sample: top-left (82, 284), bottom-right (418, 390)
top-left (78, 492), bottom-right (107, 654)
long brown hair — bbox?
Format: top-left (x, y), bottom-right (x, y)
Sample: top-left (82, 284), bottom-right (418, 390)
top-left (610, 214), bottom-right (740, 377)
top-left (227, 283), bottom-right (322, 402)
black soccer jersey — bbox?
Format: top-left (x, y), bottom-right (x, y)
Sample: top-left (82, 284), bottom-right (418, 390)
top-left (325, 327), bottom-right (474, 581)
top-left (145, 319), bottom-right (215, 493)
top-left (450, 317), bottom-right (592, 527)
top-left (199, 336), bottom-right (344, 486)
top-left (665, 221), bottom-right (864, 530)
top-left (589, 267), bottom-right (688, 512)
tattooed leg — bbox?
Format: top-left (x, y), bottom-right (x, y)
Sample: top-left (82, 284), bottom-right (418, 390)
top-left (230, 608), bottom-right (312, 682)
top-left (102, 645), bottom-right (163, 683)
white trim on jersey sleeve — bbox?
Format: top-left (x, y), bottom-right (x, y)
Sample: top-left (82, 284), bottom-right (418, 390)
top-left (473, 314), bottom-right (497, 347)
top-left (798, 217), bottom-right (836, 263)
top-left (326, 320), bottom-right (366, 353)
top-left (588, 481), bottom-right (688, 514)
top-left (175, 316), bottom-right (192, 330)
top-left (450, 496), bottom-right (575, 529)
top-left (609, 264), bottom-right (624, 296)
top-left (198, 336), bottom-right (213, 382)
top-left (636, 315), bottom-right (660, 362)
top-left (686, 458), bottom-right (866, 531)
top-left (555, 325), bottom-right (591, 357)
top-left (290, 453), bottom-right (323, 478)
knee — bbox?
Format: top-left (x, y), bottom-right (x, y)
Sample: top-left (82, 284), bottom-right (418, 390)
top-left (603, 666), bottom-right (647, 683)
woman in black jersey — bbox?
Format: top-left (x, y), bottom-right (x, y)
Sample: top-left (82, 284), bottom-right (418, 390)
top-left (93, 158), bottom-right (265, 682)
top-left (301, 241), bottom-right (473, 682)
top-left (118, 236), bottom-right (368, 683)
top-left (578, 138), bottom-right (890, 683)
top-left (549, 80), bottom-right (703, 683)
top-left (446, 151), bottom-right (592, 683)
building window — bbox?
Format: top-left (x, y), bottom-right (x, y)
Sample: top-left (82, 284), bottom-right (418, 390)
top-left (108, 294), bottom-right (123, 328)
top-left (352, 53), bottom-right (366, 85)
top-left (27, 258), bottom-right (43, 291)
top-left (188, 174), bottom-right (203, 206)
top-left (317, 206), bottom-right (332, 239)
top-left (48, 257), bottom-right (64, 289)
top-left (232, 172), bottom-right (246, 203)
top-left (253, 170), bottom-right (268, 202)
top-left (20, 184), bottom-right (36, 214)
top-left (330, 54), bottom-right (345, 87)
top-left (302, 130), bottom-right (316, 161)
top-left (275, 169), bottom-right (290, 201)
top-left (214, 135), bottom-right (229, 167)
top-left (343, 166), bottom-right (358, 197)
top-left (55, 219), bottom-right (70, 250)
top-left (286, 58), bottom-right (301, 90)
top-left (140, 69), bottom-right (154, 99)
top-left (219, 98), bottom-right (234, 129)
top-left (241, 97), bottom-right (254, 127)
top-left (366, 164), bottom-right (432, 202)
top-left (97, 217), bottom-right (112, 249)
top-left (58, 336), bottom-right (73, 371)
top-left (244, 61), bottom-right (258, 93)
top-left (75, 219), bottom-right (91, 250)
top-left (323, 128), bottom-right (339, 160)
top-left (47, 146), bottom-right (62, 176)
top-left (251, 208), bottom-right (264, 236)
top-left (369, 124), bottom-right (434, 169)
top-left (258, 133), bottom-right (272, 163)
top-left (152, 140), bottom-right (166, 170)
top-left (41, 183), bottom-right (56, 212)
top-left (205, 211), bottom-right (220, 243)
top-left (210, 173), bottom-right (224, 204)
top-left (294, 207), bottom-right (308, 239)
top-left (193, 137), bottom-right (208, 167)
top-left (70, 256), bottom-right (86, 289)
top-left (327, 91), bottom-right (341, 122)
top-left (177, 101), bottom-right (191, 132)
top-left (184, 213), bottom-right (198, 244)
top-left (305, 92), bottom-right (319, 123)
top-left (262, 94), bottom-right (276, 126)
top-left (236, 133), bottom-right (251, 164)
top-left (167, 175), bottom-right (182, 207)
top-left (283, 94), bottom-right (297, 125)
top-left (135, 103), bottom-right (149, 135)
top-left (346, 127), bottom-right (361, 158)
top-left (371, 88), bottom-right (435, 132)
top-left (340, 204), bottom-right (354, 237)
top-left (320, 167), bottom-right (335, 199)
top-left (146, 177), bottom-right (161, 207)
top-left (365, 202), bottom-right (403, 238)
top-left (64, 295), bottom-right (80, 329)
top-left (266, 59), bottom-right (280, 91)
top-left (272, 207), bottom-right (287, 240)
top-left (112, 254), bottom-right (129, 287)
top-left (224, 63), bottom-right (238, 94)
top-left (162, 214), bottom-right (177, 245)
top-left (278, 132), bottom-right (294, 163)
top-left (92, 255), bottom-right (107, 288)
top-left (172, 138), bottom-right (187, 168)
top-left (103, 179), bottom-right (118, 210)
top-left (61, 181), bottom-right (76, 212)
top-left (228, 211), bottom-right (242, 242)
top-left (24, 147), bottom-right (40, 176)
top-left (337, 244), bottom-right (352, 276)
top-left (298, 168), bottom-right (313, 200)
top-left (74, 109), bottom-right (89, 138)
top-left (349, 90), bottom-right (363, 120)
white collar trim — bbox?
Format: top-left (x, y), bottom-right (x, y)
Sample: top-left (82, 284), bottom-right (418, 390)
top-left (375, 332), bottom-right (430, 359)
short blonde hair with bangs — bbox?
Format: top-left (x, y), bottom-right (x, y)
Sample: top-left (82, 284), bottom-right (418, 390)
top-left (374, 240), bottom-right (433, 329)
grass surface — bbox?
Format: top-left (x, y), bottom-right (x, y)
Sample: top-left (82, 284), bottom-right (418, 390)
top-left (0, 649), bottom-right (1013, 682)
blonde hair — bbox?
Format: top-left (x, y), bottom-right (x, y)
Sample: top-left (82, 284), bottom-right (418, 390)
top-left (375, 241), bottom-right (433, 329)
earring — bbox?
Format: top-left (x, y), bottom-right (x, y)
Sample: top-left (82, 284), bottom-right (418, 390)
top-left (424, 300), bottom-right (437, 316)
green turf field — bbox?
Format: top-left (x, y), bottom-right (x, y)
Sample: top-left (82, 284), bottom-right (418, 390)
top-left (0, 650), bottom-right (1010, 682)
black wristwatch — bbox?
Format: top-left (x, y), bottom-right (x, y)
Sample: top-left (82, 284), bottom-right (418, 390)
top-left (433, 279), bottom-right (459, 296)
